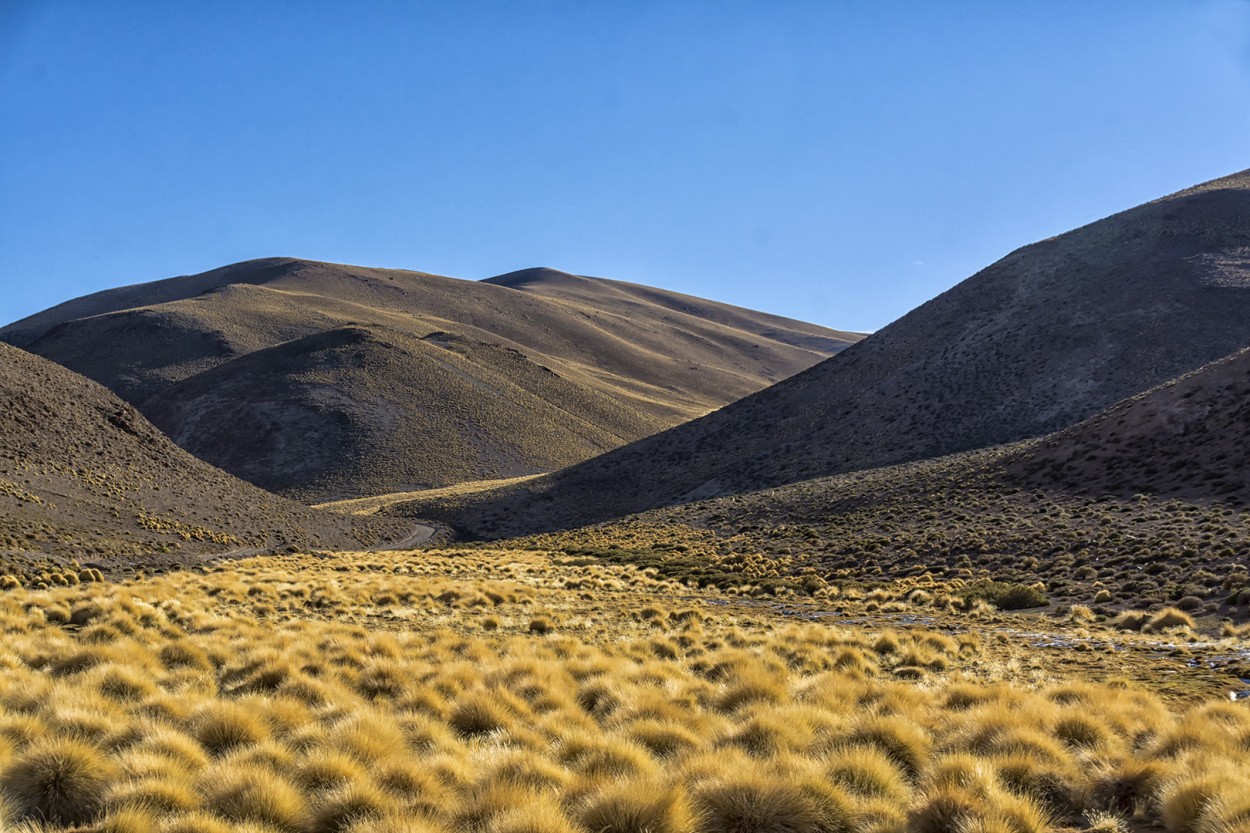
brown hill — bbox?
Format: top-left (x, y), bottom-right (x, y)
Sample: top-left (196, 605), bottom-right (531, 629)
top-left (420, 169), bottom-right (1250, 537)
top-left (472, 345), bottom-right (1250, 619)
top-left (0, 343), bottom-right (407, 579)
top-left (1008, 344), bottom-right (1250, 503)
top-left (141, 325), bottom-right (669, 500)
top-left (1, 260), bottom-right (859, 500)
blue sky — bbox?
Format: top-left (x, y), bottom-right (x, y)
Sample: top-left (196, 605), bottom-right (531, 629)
top-left (2, 1), bottom-right (1248, 332)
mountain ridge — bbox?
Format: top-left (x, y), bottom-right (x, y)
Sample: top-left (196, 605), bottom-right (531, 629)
top-left (2, 259), bottom-right (861, 500)
top-left (407, 168), bottom-right (1250, 536)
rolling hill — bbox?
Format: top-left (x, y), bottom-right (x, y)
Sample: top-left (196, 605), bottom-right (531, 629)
top-left (413, 169), bottom-right (1250, 537)
top-left (479, 344), bottom-right (1250, 619)
top-left (0, 343), bottom-right (407, 579)
top-left (1008, 343), bottom-right (1250, 503)
top-left (1, 260), bottom-right (860, 500)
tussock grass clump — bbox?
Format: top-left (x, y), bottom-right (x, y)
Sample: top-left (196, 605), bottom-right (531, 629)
top-left (1111, 610), bottom-right (1150, 631)
top-left (825, 745), bottom-right (912, 805)
top-left (191, 702), bottom-right (271, 756)
top-left (624, 719), bottom-right (704, 759)
top-left (577, 780), bottom-right (696, 833)
top-left (693, 772), bottom-right (854, 833)
top-left (1, 737), bottom-right (118, 825)
top-left (1144, 607), bottom-right (1196, 633)
top-left (198, 763), bottom-right (311, 830)
top-left (449, 689), bottom-right (518, 737)
top-left (160, 811), bottom-right (237, 833)
top-left (105, 775), bottom-right (201, 814)
top-left (846, 716), bottom-right (932, 782)
top-left (312, 782), bottom-right (395, 832)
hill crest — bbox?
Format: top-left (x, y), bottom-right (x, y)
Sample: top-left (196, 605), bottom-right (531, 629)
top-left (2, 259), bottom-right (861, 500)
top-left (414, 168), bottom-right (1250, 536)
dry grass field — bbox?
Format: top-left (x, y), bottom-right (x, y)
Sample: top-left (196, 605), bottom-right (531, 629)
top-left (0, 546), bottom-right (1247, 833)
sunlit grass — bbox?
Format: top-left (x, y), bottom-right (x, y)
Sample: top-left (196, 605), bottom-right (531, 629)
top-left (0, 547), bottom-right (1245, 832)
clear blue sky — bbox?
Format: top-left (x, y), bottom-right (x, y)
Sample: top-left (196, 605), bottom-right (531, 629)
top-left (2, 1), bottom-right (1248, 332)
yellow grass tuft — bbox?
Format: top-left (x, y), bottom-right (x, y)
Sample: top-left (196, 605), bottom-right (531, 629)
top-left (693, 772), bottom-right (854, 833)
top-left (198, 762), bottom-right (311, 831)
top-left (1, 736), bottom-right (119, 826)
top-left (825, 745), bottom-right (912, 805)
top-left (577, 779), bottom-right (696, 833)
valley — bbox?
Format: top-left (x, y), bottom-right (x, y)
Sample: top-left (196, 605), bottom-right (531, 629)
top-left (2, 170), bottom-right (1248, 833)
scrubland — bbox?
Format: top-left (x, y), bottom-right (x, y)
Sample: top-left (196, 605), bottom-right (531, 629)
top-left (0, 547), bottom-right (1247, 833)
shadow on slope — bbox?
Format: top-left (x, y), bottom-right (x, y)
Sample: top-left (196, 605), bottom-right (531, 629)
top-left (410, 169), bottom-right (1250, 537)
top-left (0, 343), bottom-right (406, 580)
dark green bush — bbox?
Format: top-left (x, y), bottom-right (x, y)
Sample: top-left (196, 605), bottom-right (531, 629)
top-left (962, 579), bottom-right (1048, 610)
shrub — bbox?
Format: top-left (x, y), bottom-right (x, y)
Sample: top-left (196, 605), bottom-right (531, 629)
top-left (577, 780), bottom-right (696, 833)
top-left (1, 737), bottom-right (119, 826)
top-left (962, 580), bottom-right (1048, 611)
top-left (199, 763), bottom-right (310, 830)
top-left (1144, 608), bottom-right (1196, 633)
top-left (693, 774), bottom-right (853, 833)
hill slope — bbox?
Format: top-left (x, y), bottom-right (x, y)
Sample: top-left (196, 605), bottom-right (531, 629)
top-left (474, 345), bottom-right (1250, 619)
top-left (141, 325), bottom-right (670, 500)
top-left (422, 169), bottom-right (1250, 536)
top-left (1008, 343), bottom-right (1250, 502)
top-left (2, 260), bottom-right (859, 500)
top-left (0, 343), bottom-right (406, 577)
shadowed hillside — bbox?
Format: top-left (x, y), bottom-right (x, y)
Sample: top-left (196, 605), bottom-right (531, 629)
top-left (420, 169), bottom-right (1250, 536)
top-left (0, 343), bottom-right (406, 578)
top-left (1009, 343), bottom-right (1250, 502)
top-left (466, 345), bottom-right (1250, 620)
top-left (1, 260), bottom-right (859, 499)
top-left (141, 325), bottom-right (670, 501)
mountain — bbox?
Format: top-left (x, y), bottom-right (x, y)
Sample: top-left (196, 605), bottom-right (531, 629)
top-left (408, 169), bottom-right (1250, 537)
top-left (452, 345), bottom-right (1250, 618)
top-left (1, 260), bottom-right (860, 501)
top-left (0, 343), bottom-right (407, 578)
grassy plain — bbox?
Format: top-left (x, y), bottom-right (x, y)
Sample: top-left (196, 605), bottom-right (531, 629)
top-left (0, 546), bottom-right (1247, 833)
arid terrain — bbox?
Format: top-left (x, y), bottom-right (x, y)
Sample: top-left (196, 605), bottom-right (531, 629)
top-left (416, 171), bottom-right (1250, 532)
top-left (1, 261), bottom-right (859, 501)
top-left (1, 170), bottom-right (1248, 833)
top-left (0, 343), bottom-right (407, 580)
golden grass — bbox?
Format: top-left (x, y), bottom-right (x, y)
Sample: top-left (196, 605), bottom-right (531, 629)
top-left (0, 547), bottom-right (1243, 832)
top-left (313, 476), bottom-right (543, 516)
